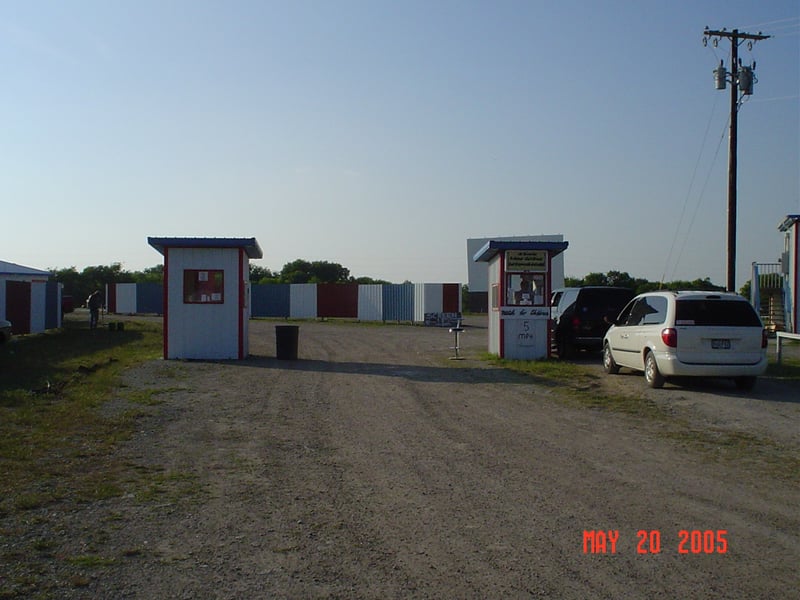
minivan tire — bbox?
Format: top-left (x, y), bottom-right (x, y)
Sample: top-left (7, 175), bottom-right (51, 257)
top-left (603, 343), bottom-right (620, 374)
top-left (644, 351), bottom-right (665, 389)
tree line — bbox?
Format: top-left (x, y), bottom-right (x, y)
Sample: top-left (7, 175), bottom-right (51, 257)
top-left (50, 260), bottom-right (390, 306)
top-left (52, 262), bottom-right (741, 310)
top-left (564, 270), bottom-right (727, 295)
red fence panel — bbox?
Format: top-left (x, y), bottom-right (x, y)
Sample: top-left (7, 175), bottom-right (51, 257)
top-left (442, 283), bottom-right (461, 313)
top-left (5, 281), bottom-right (31, 334)
top-left (316, 283), bottom-right (359, 318)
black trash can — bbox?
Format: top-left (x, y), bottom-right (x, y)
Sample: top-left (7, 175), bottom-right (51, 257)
top-left (275, 325), bottom-right (299, 360)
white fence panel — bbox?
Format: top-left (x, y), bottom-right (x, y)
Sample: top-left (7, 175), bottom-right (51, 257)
top-left (290, 283), bottom-right (318, 319)
top-left (115, 283), bottom-right (138, 314)
top-left (358, 285), bottom-right (383, 321)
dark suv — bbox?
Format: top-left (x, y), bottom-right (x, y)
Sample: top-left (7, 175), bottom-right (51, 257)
top-left (551, 287), bottom-right (635, 358)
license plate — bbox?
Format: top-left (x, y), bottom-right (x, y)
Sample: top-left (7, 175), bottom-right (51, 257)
top-left (711, 339), bottom-right (731, 350)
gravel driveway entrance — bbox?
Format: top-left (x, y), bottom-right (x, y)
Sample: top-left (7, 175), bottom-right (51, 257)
top-left (46, 318), bottom-right (800, 598)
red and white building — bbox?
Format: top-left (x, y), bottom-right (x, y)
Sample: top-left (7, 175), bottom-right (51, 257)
top-left (0, 260), bottom-right (61, 334)
top-left (148, 237), bottom-right (263, 359)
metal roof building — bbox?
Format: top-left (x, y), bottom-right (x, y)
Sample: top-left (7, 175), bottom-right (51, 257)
top-left (1, 260), bottom-right (60, 335)
top-left (148, 237), bottom-right (263, 359)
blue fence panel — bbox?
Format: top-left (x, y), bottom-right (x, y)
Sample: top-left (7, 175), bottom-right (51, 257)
top-left (382, 283), bottom-right (415, 321)
top-left (45, 281), bottom-right (60, 329)
top-left (136, 283), bottom-right (164, 315)
top-left (252, 284), bottom-right (290, 318)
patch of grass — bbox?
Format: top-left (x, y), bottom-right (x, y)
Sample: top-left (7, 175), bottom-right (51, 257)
top-left (484, 353), bottom-right (799, 482)
top-left (766, 355), bottom-right (800, 381)
top-left (66, 554), bottom-right (117, 568)
top-left (31, 539), bottom-right (56, 554)
top-left (483, 354), bottom-right (667, 420)
top-left (126, 387), bottom-right (187, 406)
top-left (664, 427), bottom-right (800, 482)
top-left (12, 492), bottom-right (58, 512)
top-left (134, 469), bottom-right (203, 504)
top-left (481, 353), bottom-right (594, 386)
top-left (0, 318), bottom-right (162, 515)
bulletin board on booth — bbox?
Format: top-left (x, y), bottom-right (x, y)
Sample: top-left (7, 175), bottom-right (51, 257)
top-left (505, 250), bottom-right (548, 307)
top-left (183, 270), bottom-right (224, 304)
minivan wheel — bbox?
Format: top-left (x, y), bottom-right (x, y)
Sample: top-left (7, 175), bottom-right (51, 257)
top-left (644, 352), bottom-right (665, 389)
top-left (603, 343), bottom-right (620, 374)
top-left (734, 376), bottom-right (757, 391)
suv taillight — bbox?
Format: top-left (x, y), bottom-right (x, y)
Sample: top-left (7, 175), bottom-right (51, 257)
top-left (571, 317), bottom-right (581, 330)
top-left (762, 329), bottom-right (768, 349)
top-left (661, 327), bottom-right (677, 348)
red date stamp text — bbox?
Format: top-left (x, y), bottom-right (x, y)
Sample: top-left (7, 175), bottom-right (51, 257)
top-left (583, 530), bottom-right (728, 554)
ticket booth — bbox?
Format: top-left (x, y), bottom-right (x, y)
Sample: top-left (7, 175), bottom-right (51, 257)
top-left (148, 237), bottom-right (263, 360)
top-left (473, 240), bottom-right (568, 359)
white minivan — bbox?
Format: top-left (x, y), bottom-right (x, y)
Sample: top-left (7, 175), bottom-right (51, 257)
top-left (602, 291), bottom-right (767, 389)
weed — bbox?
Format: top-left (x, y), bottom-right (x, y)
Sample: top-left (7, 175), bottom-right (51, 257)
top-left (66, 554), bottom-right (117, 568)
top-left (134, 470), bottom-right (203, 504)
top-left (126, 387), bottom-right (187, 406)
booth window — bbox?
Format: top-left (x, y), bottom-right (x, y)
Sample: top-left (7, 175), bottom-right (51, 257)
top-left (491, 284), bottom-right (500, 310)
top-left (506, 273), bottom-right (546, 306)
top-left (184, 270), bottom-right (224, 304)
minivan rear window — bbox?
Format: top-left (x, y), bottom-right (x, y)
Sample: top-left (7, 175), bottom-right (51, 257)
top-left (675, 299), bottom-right (761, 327)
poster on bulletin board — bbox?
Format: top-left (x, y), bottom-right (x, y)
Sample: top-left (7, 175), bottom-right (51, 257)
top-left (505, 250), bottom-right (547, 272)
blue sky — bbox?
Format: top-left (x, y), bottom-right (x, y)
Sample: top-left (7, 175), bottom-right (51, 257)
top-left (2, 1), bottom-right (798, 288)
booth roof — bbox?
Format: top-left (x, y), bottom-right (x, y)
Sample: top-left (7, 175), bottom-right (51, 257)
top-left (0, 260), bottom-right (51, 277)
top-left (778, 214), bottom-right (800, 232)
top-left (148, 237), bottom-right (263, 259)
top-left (472, 240), bottom-right (569, 263)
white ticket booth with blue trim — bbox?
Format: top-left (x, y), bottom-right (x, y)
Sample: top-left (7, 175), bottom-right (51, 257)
top-left (148, 237), bottom-right (263, 360)
top-left (473, 240), bottom-right (568, 360)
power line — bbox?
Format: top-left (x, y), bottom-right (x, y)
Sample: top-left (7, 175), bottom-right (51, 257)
top-left (670, 114), bottom-right (730, 283)
top-left (660, 93), bottom-right (720, 287)
top-left (739, 17), bottom-right (800, 30)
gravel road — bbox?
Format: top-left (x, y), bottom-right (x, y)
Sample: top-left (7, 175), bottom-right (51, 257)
top-left (8, 317), bottom-right (799, 598)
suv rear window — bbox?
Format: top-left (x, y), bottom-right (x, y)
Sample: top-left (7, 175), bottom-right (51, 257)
top-left (675, 299), bottom-right (761, 327)
top-left (577, 288), bottom-right (635, 319)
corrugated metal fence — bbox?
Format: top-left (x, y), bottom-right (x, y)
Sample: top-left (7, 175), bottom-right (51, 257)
top-left (107, 282), bottom-right (461, 324)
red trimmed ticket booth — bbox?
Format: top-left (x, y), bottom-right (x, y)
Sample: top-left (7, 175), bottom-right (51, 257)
top-left (148, 237), bottom-right (263, 359)
top-left (473, 240), bottom-right (569, 360)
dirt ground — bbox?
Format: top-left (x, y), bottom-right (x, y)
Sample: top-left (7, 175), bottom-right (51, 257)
top-left (5, 316), bottom-right (800, 598)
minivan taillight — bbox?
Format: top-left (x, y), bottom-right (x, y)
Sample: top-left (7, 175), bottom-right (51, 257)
top-left (762, 329), bottom-right (768, 349)
top-left (661, 327), bottom-right (678, 348)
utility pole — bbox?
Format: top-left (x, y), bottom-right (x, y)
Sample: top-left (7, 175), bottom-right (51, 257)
top-left (703, 27), bottom-right (770, 292)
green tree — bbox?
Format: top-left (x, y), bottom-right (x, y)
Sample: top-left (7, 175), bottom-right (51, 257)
top-left (249, 264), bottom-right (275, 283)
top-left (50, 266), bottom-right (81, 296)
top-left (132, 264), bottom-right (164, 284)
top-left (278, 259), bottom-right (351, 284)
top-left (52, 263), bottom-right (132, 306)
top-left (562, 271), bottom-right (726, 295)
